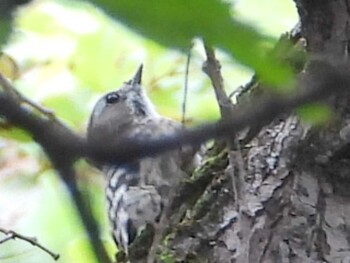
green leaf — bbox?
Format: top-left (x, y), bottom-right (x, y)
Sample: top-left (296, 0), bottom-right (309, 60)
top-left (43, 94), bottom-right (87, 127)
top-left (0, 52), bottom-right (19, 80)
top-left (71, 27), bottom-right (123, 91)
top-left (297, 103), bottom-right (332, 125)
top-left (85, 0), bottom-right (294, 86)
top-left (0, 19), bottom-right (12, 47)
top-left (0, 125), bottom-right (32, 142)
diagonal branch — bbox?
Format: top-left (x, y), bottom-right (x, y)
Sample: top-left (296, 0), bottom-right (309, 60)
top-left (202, 42), bottom-right (234, 119)
top-left (89, 59), bottom-right (347, 164)
top-left (202, 42), bottom-right (245, 210)
top-left (0, 76), bottom-right (111, 263)
top-left (0, 227), bottom-right (59, 260)
top-left (0, 59), bottom-right (347, 166)
top-left (0, 59), bottom-right (348, 263)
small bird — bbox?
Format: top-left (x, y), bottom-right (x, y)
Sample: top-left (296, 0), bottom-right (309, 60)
top-left (87, 65), bottom-right (198, 257)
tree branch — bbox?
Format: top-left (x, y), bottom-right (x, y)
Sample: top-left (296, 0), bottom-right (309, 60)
top-left (0, 227), bottom-right (59, 260)
top-left (202, 42), bottom-right (245, 209)
top-left (0, 59), bottom-right (347, 165)
top-left (0, 76), bottom-right (111, 263)
top-left (202, 43), bottom-right (233, 119)
top-left (0, 58), bottom-right (348, 263)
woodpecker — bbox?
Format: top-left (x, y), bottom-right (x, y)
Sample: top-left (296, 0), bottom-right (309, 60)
top-left (87, 65), bottom-right (197, 256)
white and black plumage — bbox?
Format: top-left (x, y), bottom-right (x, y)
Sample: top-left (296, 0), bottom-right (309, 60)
top-left (87, 66), bottom-right (197, 254)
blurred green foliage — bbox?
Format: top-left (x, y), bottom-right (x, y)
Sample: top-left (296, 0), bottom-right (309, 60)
top-left (86, 0), bottom-right (293, 86)
top-left (297, 103), bottom-right (333, 125)
top-left (0, 20), bottom-right (12, 48)
top-left (0, 0), bottom-right (298, 262)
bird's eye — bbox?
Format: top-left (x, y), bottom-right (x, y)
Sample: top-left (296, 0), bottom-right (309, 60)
top-left (106, 92), bottom-right (120, 104)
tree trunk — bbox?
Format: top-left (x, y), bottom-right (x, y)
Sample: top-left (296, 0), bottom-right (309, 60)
top-left (166, 1), bottom-right (350, 262)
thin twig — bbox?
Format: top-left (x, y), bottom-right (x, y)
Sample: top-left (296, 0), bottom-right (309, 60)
top-left (0, 59), bottom-right (347, 262)
top-left (0, 59), bottom-right (347, 172)
top-left (203, 42), bottom-right (245, 208)
top-left (0, 75), bottom-right (111, 263)
top-left (0, 227), bottom-right (60, 260)
top-left (202, 42), bottom-right (233, 119)
top-left (0, 234), bottom-right (14, 244)
top-left (21, 96), bottom-right (55, 118)
top-left (181, 48), bottom-right (192, 125)
top-left (0, 75), bottom-right (56, 120)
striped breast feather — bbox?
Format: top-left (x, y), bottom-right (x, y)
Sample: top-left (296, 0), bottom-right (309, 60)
top-left (104, 163), bottom-right (162, 252)
top-left (104, 163), bottom-right (140, 250)
top-left (105, 163), bottom-right (140, 199)
top-left (104, 163), bottom-right (140, 216)
top-left (113, 185), bottom-right (162, 252)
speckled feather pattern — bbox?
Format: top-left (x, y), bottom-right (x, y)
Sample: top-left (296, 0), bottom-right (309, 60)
top-left (88, 68), bottom-right (197, 254)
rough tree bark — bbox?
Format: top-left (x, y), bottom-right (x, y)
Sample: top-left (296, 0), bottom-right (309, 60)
top-left (164, 1), bottom-right (350, 263)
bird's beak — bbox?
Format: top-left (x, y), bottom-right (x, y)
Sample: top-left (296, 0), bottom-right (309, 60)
top-left (131, 64), bottom-right (143, 85)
